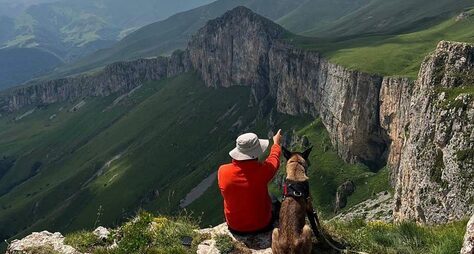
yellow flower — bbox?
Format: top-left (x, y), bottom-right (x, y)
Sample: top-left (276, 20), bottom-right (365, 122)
top-left (153, 217), bottom-right (169, 230)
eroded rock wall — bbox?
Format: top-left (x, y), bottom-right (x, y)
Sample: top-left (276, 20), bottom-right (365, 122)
top-left (0, 51), bottom-right (191, 112)
top-left (393, 41), bottom-right (474, 224)
top-left (379, 77), bottom-right (413, 184)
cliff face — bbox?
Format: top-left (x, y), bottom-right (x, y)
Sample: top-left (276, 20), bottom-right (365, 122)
top-left (379, 77), bottom-right (413, 184)
top-left (392, 41), bottom-right (474, 224)
top-left (0, 51), bottom-right (191, 112)
top-left (0, 7), bottom-right (472, 224)
top-left (189, 7), bottom-right (388, 167)
top-left (269, 42), bottom-right (387, 167)
top-left (188, 6), bottom-right (286, 104)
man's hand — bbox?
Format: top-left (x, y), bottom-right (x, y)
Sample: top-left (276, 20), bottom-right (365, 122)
top-left (273, 129), bottom-right (282, 145)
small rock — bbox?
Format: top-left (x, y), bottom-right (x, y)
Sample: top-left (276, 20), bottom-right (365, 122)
top-left (461, 214), bottom-right (474, 254)
top-left (6, 231), bottom-right (80, 254)
top-left (93, 226), bottom-right (110, 241)
top-left (334, 180), bottom-right (356, 213)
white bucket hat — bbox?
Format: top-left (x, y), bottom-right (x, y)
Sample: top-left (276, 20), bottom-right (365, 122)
top-left (229, 133), bottom-right (269, 160)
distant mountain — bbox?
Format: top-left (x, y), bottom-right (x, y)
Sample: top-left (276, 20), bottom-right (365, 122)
top-left (0, 47), bottom-right (62, 88)
top-left (0, 0), bottom-right (216, 89)
top-left (0, 0), bottom-right (62, 18)
top-left (51, 0), bottom-right (306, 77)
top-left (52, 0), bottom-right (474, 79)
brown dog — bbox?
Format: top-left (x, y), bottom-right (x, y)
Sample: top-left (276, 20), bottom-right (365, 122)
top-left (272, 147), bottom-right (313, 254)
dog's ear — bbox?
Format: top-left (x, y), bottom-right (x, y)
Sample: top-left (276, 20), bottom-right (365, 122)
top-left (282, 147), bottom-right (292, 160)
top-left (301, 146), bottom-right (313, 161)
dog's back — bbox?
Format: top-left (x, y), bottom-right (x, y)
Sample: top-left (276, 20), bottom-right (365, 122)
top-left (272, 197), bottom-right (312, 253)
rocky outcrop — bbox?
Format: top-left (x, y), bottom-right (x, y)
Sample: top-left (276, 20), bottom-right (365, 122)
top-left (6, 231), bottom-right (80, 254)
top-left (332, 191), bottom-right (393, 223)
top-left (393, 41), bottom-right (474, 224)
top-left (0, 51), bottom-right (191, 113)
top-left (334, 180), bottom-right (356, 213)
top-left (461, 214), bottom-right (474, 254)
top-left (198, 223), bottom-right (272, 254)
top-left (189, 6), bottom-right (286, 104)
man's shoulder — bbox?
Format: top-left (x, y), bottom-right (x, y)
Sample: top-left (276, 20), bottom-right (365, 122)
top-left (218, 163), bottom-right (234, 171)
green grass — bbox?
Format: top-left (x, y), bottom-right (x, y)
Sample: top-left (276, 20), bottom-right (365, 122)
top-left (215, 234), bottom-right (235, 254)
top-left (327, 218), bottom-right (468, 254)
top-left (65, 211), bottom-right (199, 254)
top-left (289, 8), bottom-right (474, 78)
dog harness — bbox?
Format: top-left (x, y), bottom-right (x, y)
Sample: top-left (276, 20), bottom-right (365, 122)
top-left (283, 180), bottom-right (310, 199)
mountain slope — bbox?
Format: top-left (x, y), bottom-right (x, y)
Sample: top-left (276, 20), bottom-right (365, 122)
top-left (307, 0), bottom-right (474, 37)
top-left (277, 0), bottom-right (371, 35)
top-left (292, 8), bottom-right (474, 78)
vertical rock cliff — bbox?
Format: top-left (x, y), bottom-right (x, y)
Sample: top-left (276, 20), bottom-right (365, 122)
top-left (392, 41), bottom-right (474, 224)
top-left (379, 77), bottom-right (413, 184)
top-left (189, 7), bottom-right (388, 167)
top-left (188, 6), bottom-right (286, 104)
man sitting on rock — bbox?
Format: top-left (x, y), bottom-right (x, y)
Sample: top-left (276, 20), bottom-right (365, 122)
top-left (218, 130), bottom-right (282, 234)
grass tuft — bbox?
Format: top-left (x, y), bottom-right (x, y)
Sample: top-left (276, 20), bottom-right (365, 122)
top-left (215, 234), bottom-right (235, 254)
top-left (327, 218), bottom-right (468, 253)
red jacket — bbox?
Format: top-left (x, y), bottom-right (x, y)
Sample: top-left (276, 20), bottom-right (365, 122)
top-left (218, 144), bottom-right (281, 232)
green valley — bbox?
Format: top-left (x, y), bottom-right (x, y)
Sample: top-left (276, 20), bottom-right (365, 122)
top-left (0, 72), bottom-right (389, 247)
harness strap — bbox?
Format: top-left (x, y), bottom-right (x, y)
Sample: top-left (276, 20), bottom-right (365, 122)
top-left (283, 180), bottom-right (310, 199)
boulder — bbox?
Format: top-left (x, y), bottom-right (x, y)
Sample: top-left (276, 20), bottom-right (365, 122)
top-left (334, 180), bottom-right (356, 213)
top-left (197, 223), bottom-right (272, 254)
top-left (6, 231), bottom-right (80, 254)
top-left (93, 226), bottom-right (110, 242)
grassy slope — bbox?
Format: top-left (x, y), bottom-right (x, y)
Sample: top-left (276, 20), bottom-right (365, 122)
top-left (290, 8), bottom-right (474, 78)
top-left (0, 73), bottom-right (256, 240)
top-left (277, 0), bottom-right (371, 35)
top-left (328, 219), bottom-right (468, 254)
top-left (302, 0), bottom-right (474, 37)
top-left (0, 71), bottom-right (391, 246)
